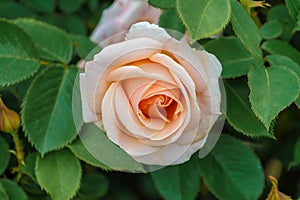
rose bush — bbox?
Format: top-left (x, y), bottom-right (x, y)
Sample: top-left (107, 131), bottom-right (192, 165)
top-left (80, 22), bottom-right (222, 166)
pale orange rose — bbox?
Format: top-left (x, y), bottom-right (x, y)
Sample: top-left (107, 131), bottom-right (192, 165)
top-left (80, 22), bottom-right (222, 166)
top-left (90, 0), bottom-right (161, 46)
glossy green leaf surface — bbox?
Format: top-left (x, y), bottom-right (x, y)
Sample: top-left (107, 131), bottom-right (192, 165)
top-left (177, 0), bottom-right (231, 40)
top-left (203, 36), bottom-right (261, 78)
top-left (151, 158), bottom-right (200, 200)
top-left (22, 66), bottom-right (78, 154)
top-left (69, 123), bottom-right (145, 172)
top-left (248, 65), bottom-right (299, 129)
top-left (15, 18), bottom-right (72, 64)
top-left (35, 149), bottom-right (81, 200)
top-left (198, 135), bottom-right (264, 200)
top-left (0, 19), bottom-right (39, 86)
top-left (230, 0), bottom-right (262, 59)
top-left (224, 79), bottom-right (273, 138)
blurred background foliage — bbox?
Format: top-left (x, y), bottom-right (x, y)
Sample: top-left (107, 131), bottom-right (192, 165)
top-left (0, 0), bottom-right (299, 199)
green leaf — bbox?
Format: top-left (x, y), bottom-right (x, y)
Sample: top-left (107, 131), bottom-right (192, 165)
top-left (159, 9), bottom-right (185, 34)
top-left (266, 55), bottom-right (300, 109)
top-left (203, 36), bottom-right (261, 78)
top-left (0, 19), bottom-right (39, 86)
top-left (284, 0), bottom-right (300, 19)
top-left (0, 137), bottom-right (10, 175)
top-left (224, 79), bottom-right (273, 138)
top-left (21, 153), bottom-right (37, 181)
top-left (0, 183), bottom-right (8, 200)
top-left (58, 0), bottom-right (85, 13)
top-left (21, 0), bottom-right (54, 14)
top-left (35, 149), bottom-right (81, 200)
top-left (0, 179), bottom-right (27, 200)
top-left (177, 0), bottom-right (231, 40)
top-left (151, 158), bottom-right (200, 200)
top-left (78, 173), bottom-right (109, 199)
top-left (267, 5), bottom-right (294, 41)
top-left (260, 20), bottom-right (284, 40)
top-left (22, 66), bottom-right (78, 154)
top-left (230, 0), bottom-right (262, 59)
top-left (15, 18), bottom-right (72, 64)
top-left (0, 2), bottom-right (36, 19)
top-left (262, 39), bottom-right (300, 65)
top-left (266, 55), bottom-right (300, 77)
top-left (68, 138), bottom-right (110, 171)
top-left (69, 34), bottom-right (97, 60)
top-left (198, 135), bottom-right (264, 200)
top-left (248, 65), bottom-right (299, 130)
top-left (70, 123), bottom-right (145, 172)
top-left (149, 0), bottom-right (175, 9)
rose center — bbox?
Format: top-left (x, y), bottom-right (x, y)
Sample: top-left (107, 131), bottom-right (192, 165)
top-left (138, 95), bottom-right (179, 122)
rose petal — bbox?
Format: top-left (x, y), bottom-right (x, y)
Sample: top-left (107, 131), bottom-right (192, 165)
top-left (163, 40), bottom-right (209, 93)
top-left (102, 82), bottom-right (160, 156)
top-left (133, 142), bottom-right (191, 165)
top-left (85, 37), bottom-right (163, 120)
top-left (79, 73), bottom-right (98, 122)
top-left (126, 21), bottom-right (171, 44)
top-left (149, 53), bottom-right (197, 96)
top-left (106, 65), bottom-right (174, 84)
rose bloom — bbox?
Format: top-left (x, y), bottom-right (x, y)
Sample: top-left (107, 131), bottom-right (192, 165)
top-left (80, 22), bottom-right (222, 166)
top-left (90, 0), bottom-right (161, 46)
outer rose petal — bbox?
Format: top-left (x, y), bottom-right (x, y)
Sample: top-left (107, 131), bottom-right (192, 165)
top-left (126, 22), bottom-right (171, 43)
top-left (79, 73), bottom-right (98, 122)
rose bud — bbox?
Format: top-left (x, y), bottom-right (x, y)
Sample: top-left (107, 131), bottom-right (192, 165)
top-left (80, 22), bottom-right (222, 166)
top-left (90, 0), bottom-right (161, 47)
top-left (0, 97), bottom-right (20, 133)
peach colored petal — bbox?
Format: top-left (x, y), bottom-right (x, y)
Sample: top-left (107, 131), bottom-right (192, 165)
top-left (149, 53), bottom-right (197, 97)
top-left (106, 65), bottom-right (174, 84)
top-left (136, 61), bottom-right (177, 84)
top-left (171, 133), bottom-right (209, 165)
top-left (139, 71), bottom-right (200, 146)
top-left (84, 37), bottom-right (163, 120)
top-left (126, 22), bottom-right (171, 44)
top-left (79, 73), bottom-right (98, 122)
top-left (114, 81), bottom-right (171, 137)
top-left (102, 82), bottom-right (160, 156)
top-left (163, 39), bottom-right (209, 93)
top-left (133, 142), bottom-right (192, 165)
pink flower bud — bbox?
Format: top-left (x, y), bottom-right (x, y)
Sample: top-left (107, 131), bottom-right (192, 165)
top-left (90, 0), bottom-right (161, 47)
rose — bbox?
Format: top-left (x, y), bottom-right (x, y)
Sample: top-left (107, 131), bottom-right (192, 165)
top-left (80, 22), bottom-right (222, 166)
top-left (90, 0), bottom-right (161, 46)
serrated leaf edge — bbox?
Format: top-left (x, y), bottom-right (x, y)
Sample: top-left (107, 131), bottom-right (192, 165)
top-left (248, 65), bottom-right (300, 131)
top-left (224, 81), bottom-right (274, 138)
top-left (176, 0), bottom-right (231, 40)
top-left (21, 67), bottom-right (78, 155)
top-left (67, 144), bottom-right (114, 172)
top-left (230, 0), bottom-right (263, 60)
top-left (35, 149), bottom-right (82, 200)
top-left (14, 18), bottom-right (73, 64)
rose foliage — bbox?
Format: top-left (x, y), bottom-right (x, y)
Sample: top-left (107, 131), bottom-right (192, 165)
top-left (0, 0), bottom-right (299, 200)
